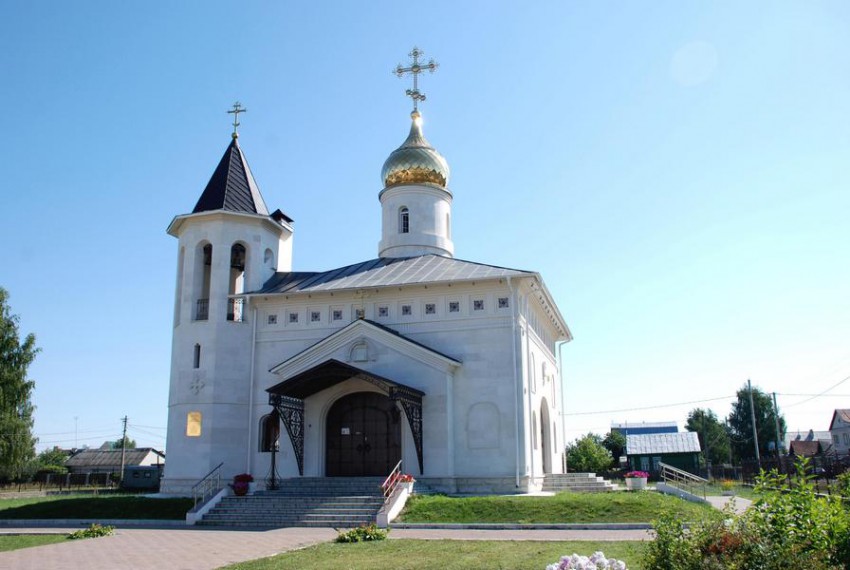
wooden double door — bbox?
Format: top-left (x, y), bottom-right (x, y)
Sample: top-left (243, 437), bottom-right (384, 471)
top-left (326, 392), bottom-right (402, 477)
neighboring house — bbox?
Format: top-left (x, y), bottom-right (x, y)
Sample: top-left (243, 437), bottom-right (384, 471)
top-left (65, 448), bottom-right (165, 474)
top-left (785, 429), bottom-right (832, 448)
top-left (829, 410), bottom-right (850, 456)
top-left (625, 432), bottom-right (701, 475)
top-left (611, 421), bottom-right (678, 436)
top-left (788, 439), bottom-right (831, 458)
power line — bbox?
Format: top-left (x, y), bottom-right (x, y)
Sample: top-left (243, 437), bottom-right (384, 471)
top-left (781, 374), bottom-right (850, 408)
top-left (564, 395), bottom-right (736, 416)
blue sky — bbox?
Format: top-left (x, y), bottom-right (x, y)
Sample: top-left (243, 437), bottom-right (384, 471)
top-left (2, 2), bottom-right (848, 451)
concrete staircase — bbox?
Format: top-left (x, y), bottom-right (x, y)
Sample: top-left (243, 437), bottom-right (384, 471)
top-left (197, 477), bottom-right (386, 528)
top-left (542, 473), bottom-right (617, 493)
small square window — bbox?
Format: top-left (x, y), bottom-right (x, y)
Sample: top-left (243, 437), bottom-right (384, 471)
top-left (267, 314), bottom-right (277, 325)
top-left (498, 297), bottom-right (509, 309)
top-left (311, 311), bottom-right (321, 322)
top-left (425, 303), bottom-right (436, 315)
top-left (473, 299), bottom-right (484, 311)
top-left (333, 309), bottom-right (343, 321)
top-left (289, 312), bottom-right (299, 323)
top-left (401, 305), bottom-right (412, 316)
top-left (378, 306), bottom-right (389, 317)
top-left (355, 308), bottom-right (365, 319)
top-left (449, 301), bottom-right (460, 313)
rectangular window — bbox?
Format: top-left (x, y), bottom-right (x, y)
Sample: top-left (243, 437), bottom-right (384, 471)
top-left (267, 314), bottom-right (277, 325)
top-left (311, 311), bottom-right (321, 322)
top-left (193, 344), bottom-right (201, 369)
top-left (378, 306), bottom-right (389, 317)
top-left (498, 297), bottom-right (510, 309)
top-left (186, 412), bottom-right (202, 437)
top-left (289, 312), bottom-right (299, 323)
top-left (332, 309), bottom-right (343, 321)
top-left (449, 301), bottom-right (460, 313)
top-left (844, 433), bottom-right (849, 445)
top-left (355, 308), bottom-right (365, 319)
top-left (473, 299), bottom-right (484, 311)
top-left (425, 303), bottom-right (436, 315)
top-left (401, 304), bottom-right (412, 316)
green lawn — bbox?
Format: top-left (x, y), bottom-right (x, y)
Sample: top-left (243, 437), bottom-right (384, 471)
top-left (221, 540), bottom-right (647, 570)
top-left (0, 495), bottom-right (193, 519)
top-left (0, 534), bottom-right (69, 552)
top-left (399, 491), bottom-right (720, 524)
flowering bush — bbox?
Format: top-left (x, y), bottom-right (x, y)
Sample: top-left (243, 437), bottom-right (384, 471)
top-left (547, 551), bottom-right (627, 570)
top-left (336, 523), bottom-right (388, 543)
top-left (233, 473), bottom-right (254, 483)
top-left (624, 471), bottom-right (648, 479)
top-left (399, 473), bottom-right (415, 483)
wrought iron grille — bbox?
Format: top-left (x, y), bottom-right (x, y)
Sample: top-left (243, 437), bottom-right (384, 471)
top-left (195, 298), bottom-right (209, 321)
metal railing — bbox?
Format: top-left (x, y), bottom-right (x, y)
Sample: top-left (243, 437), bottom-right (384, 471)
top-left (381, 460), bottom-right (404, 502)
top-left (195, 299), bottom-right (209, 321)
top-left (659, 462), bottom-right (709, 499)
top-left (191, 462), bottom-right (224, 508)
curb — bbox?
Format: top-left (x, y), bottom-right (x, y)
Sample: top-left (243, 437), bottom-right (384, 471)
top-left (390, 522), bottom-right (653, 530)
top-left (0, 519), bottom-right (187, 528)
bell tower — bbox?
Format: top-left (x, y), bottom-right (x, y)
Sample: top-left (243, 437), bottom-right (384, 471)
top-left (161, 103), bottom-right (294, 493)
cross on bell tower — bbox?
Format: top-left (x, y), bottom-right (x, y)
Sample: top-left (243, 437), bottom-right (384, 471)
top-left (227, 101), bottom-right (247, 139)
top-left (394, 47), bottom-right (439, 112)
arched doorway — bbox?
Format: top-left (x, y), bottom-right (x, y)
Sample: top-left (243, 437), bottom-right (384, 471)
top-left (540, 399), bottom-right (552, 474)
top-left (326, 392), bottom-right (401, 476)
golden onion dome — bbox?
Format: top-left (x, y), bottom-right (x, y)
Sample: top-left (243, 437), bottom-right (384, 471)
top-left (381, 111), bottom-right (450, 189)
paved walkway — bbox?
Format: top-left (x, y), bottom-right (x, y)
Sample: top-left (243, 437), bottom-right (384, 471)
top-left (0, 526), bottom-right (337, 570)
top-left (0, 494), bottom-right (752, 569)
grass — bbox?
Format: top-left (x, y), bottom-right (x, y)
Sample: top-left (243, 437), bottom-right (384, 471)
top-left (0, 534), bottom-right (69, 552)
top-left (221, 539), bottom-right (647, 570)
top-left (0, 494), bottom-right (193, 520)
top-left (399, 491), bottom-right (721, 524)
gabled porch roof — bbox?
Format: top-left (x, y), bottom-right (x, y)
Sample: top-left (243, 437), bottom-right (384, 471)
top-left (266, 359), bottom-right (425, 399)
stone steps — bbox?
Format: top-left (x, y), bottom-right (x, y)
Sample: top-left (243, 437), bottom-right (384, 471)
top-left (542, 473), bottom-right (617, 493)
top-left (197, 477), bottom-right (386, 528)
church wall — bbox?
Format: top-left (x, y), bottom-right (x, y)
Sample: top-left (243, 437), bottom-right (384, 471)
top-left (518, 285), bottom-right (565, 480)
top-left (245, 279), bottom-right (525, 485)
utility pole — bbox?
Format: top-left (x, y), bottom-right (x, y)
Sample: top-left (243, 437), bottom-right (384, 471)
top-left (772, 392), bottom-right (782, 461)
top-left (119, 416), bottom-right (128, 484)
top-left (748, 379), bottom-right (761, 468)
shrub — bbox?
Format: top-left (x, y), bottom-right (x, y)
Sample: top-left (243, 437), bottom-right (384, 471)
top-left (566, 433), bottom-right (613, 473)
top-left (642, 458), bottom-right (850, 570)
top-left (67, 523), bottom-right (114, 540)
top-left (335, 523), bottom-right (388, 543)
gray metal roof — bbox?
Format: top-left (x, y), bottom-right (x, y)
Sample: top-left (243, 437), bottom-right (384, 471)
top-left (252, 254), bottom-right (532, 295)
top-left (626, 432), bottom-right (701, 455)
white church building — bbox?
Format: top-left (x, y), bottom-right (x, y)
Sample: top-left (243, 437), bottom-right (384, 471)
top-left (161, 51), bottom-right (572, 495)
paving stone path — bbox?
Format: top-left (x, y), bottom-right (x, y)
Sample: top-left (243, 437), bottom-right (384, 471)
top-left (0, 494), bottom-right (752, 569)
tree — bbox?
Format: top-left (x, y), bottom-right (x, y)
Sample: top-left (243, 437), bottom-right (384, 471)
top-left (34, 447), bottom-right (68, 475)
top-left (0, 288), bottom-right (39, 482)
top-left (566, 433), bottom-right (612, 473)
top-left (685, 408), bottom-right (731, 467)
top-left (110, 436), bottom-right (136, 450)
top-left (601, 430), bottom-right (626, 464)
top-left (727, 383), bottom-right (786, 462)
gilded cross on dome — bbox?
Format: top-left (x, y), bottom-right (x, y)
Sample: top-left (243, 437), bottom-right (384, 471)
top-left (394, 47), bottom-right (439, 112)
top-left (227, 101), bottom-right (247, 138)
